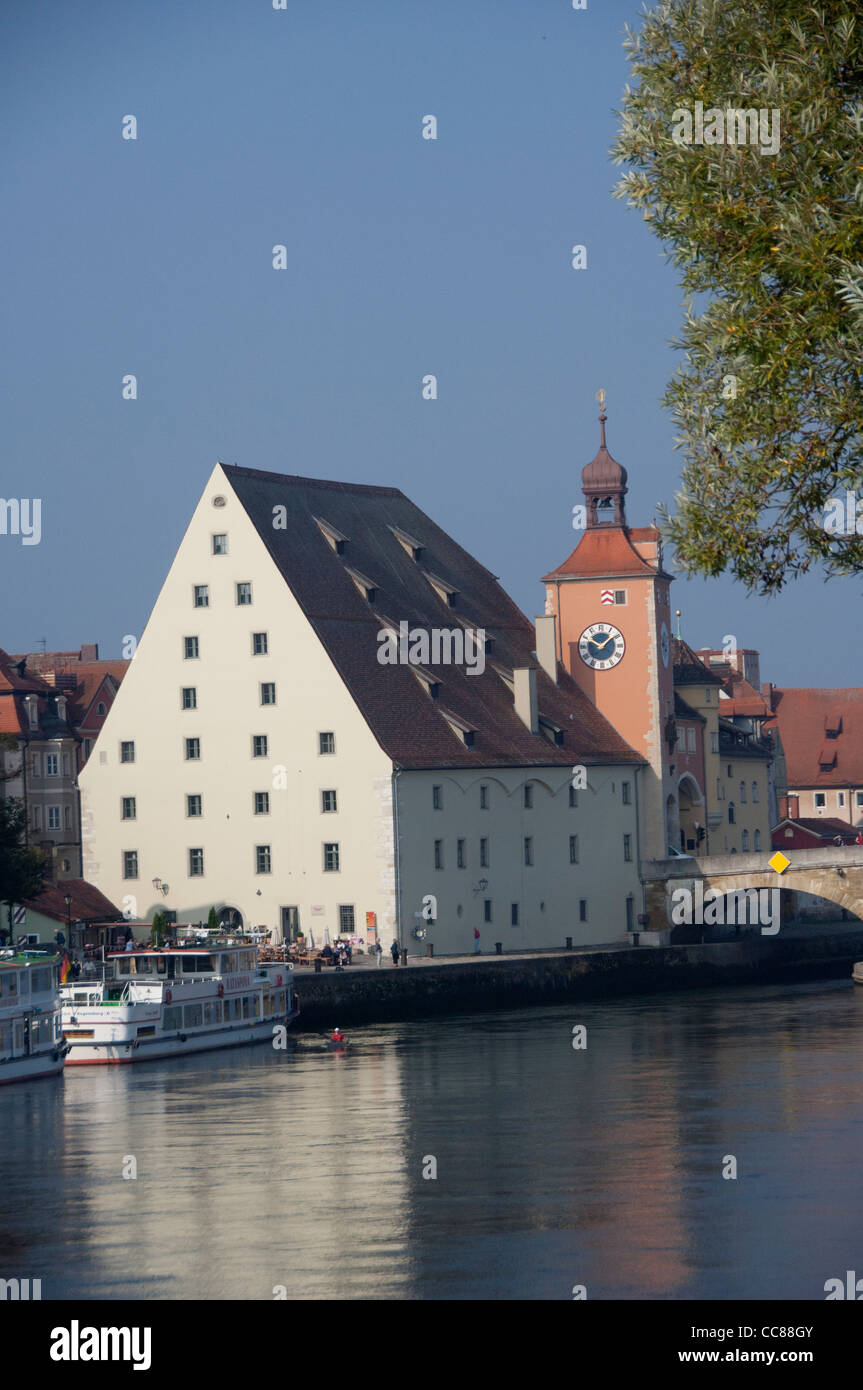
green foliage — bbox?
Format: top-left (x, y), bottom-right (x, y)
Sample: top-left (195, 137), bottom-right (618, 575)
top-left (207, 906), bottom-right (219, 932)
top-left (150, 910), bottom-right (166, 947)
top-left (611, 0), bottom-right (863, 592)
top-left (0, 799), bottom-right (47, 916)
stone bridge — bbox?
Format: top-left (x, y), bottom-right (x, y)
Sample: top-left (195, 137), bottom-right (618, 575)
top-left (642, 846), bottom-right (863, 934)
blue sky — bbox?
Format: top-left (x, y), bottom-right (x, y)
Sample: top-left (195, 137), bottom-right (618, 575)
top-left (1, 0), bottom-right (857, 685)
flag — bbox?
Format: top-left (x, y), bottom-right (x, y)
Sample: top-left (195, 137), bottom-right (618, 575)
top-left (60, 954), bottom-right (71, 984)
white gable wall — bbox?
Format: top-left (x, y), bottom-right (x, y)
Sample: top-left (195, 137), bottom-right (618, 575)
top-left (80, 465), bottom-right (395, 943)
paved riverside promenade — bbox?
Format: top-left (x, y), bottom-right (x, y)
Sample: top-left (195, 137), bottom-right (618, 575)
top-left (289, 925), bottom-right (863, 1028)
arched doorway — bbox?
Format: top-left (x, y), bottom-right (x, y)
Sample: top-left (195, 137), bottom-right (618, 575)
top-left (678, 773), bottom-right (705, 853)
top-left (218, 906), bottom-right (244, 931)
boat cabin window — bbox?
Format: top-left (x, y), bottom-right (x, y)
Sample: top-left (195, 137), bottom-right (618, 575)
top-left (0, 973), bottom-right (18, 999)
top-left (181, 954), bottom-right (214, 974)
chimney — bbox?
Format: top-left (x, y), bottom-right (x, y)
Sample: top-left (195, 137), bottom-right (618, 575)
top-left (80, 644), bottom-right (98, 663)
top-left (534, 615), bottom-right (557, 684)
top-left (780, 793), bottom-right (799, 821)
top-left (513, 667), bottom-right (539, 734)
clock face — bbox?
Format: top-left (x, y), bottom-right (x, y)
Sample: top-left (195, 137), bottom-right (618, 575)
top-left (660, 622), bottom-right (670, 668)
top-left (578, 623), bottom-right (625, 671)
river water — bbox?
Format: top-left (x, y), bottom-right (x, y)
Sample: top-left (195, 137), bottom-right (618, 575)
top-left (1, 978), bottom-right (860, 1300)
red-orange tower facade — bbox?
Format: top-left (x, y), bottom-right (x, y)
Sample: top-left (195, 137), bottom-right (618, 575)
top-left (542, 405), bottom-right (678, 861)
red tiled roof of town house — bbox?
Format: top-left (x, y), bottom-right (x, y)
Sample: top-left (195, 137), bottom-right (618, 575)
top-left (222, 466), bottom-right (646, 770)
top-left (771, 816), bottom-right (860, 849)
top-left (20, 879), bottom-right (126, 925)
top-left (719, 674), bottom-right (773, 719)
top-left (768, 687), bottom-right (863, 788)
top-left (71, 662), bottom-right (130, 723)
top-left (542, 527), bottom-right (660, 580)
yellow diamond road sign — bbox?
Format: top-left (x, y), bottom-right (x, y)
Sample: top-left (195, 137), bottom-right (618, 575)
top-left (769, 851), bottom-right (790, 875)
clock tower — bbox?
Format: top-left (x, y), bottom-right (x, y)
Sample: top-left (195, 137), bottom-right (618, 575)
top-left (542, 396), bottom-right (677, 862)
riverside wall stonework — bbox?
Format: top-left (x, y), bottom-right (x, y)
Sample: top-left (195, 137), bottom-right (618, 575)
top-left (292, 931), bottom-right (863, 1028)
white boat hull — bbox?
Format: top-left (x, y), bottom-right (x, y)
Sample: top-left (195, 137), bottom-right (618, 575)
top-left (0, 1050), bottom-right (67, 1084)
top-left (852, 962), bottom-right (863, 985)
top-left (65, 1011), bottom-right (298, 1065)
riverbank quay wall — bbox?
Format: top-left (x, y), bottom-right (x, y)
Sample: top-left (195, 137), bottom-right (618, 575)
top-left (292, 931), bottom-right (863, 1027)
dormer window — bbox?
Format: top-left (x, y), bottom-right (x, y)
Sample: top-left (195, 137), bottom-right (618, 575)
top-left (439, 707), bottom-right (475, 747)
top-left (388, 525), bottom-right (424, 561)
top-left (539, 716), bottom-right (564, 747)
top-left (314, 517), bottom-right (347, 554)
top-left (411, 667), bottom-right (440, 700)
top-left (825, 713), bottom-right (842, 738)
top-left (344, 566), bottom-right (378, 604)
top-left (420, 569), bottom-right (458, 607)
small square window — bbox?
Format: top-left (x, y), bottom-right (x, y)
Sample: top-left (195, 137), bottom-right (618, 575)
top-left (185, 738), bottom-right (200, 760)
top-left (323, 842), bottom-right (340, 872)
top-left (236, 582), bottom-right (252, 606)
top-left (432, 785), bottom-right (442, 810)
top-left (189, 848), bottom-right (204, 877)
top-left (181, 687), bottom-right (197, 710)
top-left (319, 732), bottom-right (335, 755)
top-left (457, 838), bottom-right (466, 869)
top-left (187, 794), bottom-right (202, 817)
top-left (252, 632), bottom-right (268, 656)
top-left (479, 837), bottom-right (489, 868)
top-left (814, 792), bottom-right (826, 808)
top-left (339, 905), bottom-right (355, 935)
top-left (613, 589), bottom-right (627, 605)
top-left (623, 833), bottom-right (632, 862)
top-left (255, 845), bottom-right (271, 874)
top-left (212, 534), bottom-right (228, 555)
top-left (254, 791), bottom-right (270, 815)
top-left (194, 585), bottom-right (209, 608)
top-left (480, 784), bottom-right (489, 810)
top-left (123, 850), bottom-right (138, 879)
top-left (45, 753), bottom-right (59, 776)
top-left (121, 797), bottom-right (136, 820)
top-left (120, 741), bottom-right (135, 764)
top-left (579, 899), bottom-right (588, 922)
top-left (260, 683), bottom-right (276, 706)
top-left (252, 735), bottom-right (268, 758)
top-left (511, 903), bottom-right (519, 927)
top-left (47, 807), bottom-right (61, 830)
top-left (524, 785), bottom-right (533, 809)
top-left (621, 781), bottom-right (631, 805)
top-left (184, 636), bottom-right (199, 659)
top-left (569, 834), bottom-right (578, 864)
top-left (856, 792), bottom-right (863, 807)
top-left (434, 839), bottom-right (443, 870)
top-left (321, 790), bottom-right (338, 813)
top-left (483, 899), bottom-right (492, 923)
top-left (524, 837), bottom-right (533, 866)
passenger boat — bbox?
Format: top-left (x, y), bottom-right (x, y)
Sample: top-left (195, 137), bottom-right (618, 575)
top-left (0, 950), bottom-right (68, 1084)
top-left (852, 961), bottom-right (863, 985)
top-left (61, 935), bottom-right (299, 1064)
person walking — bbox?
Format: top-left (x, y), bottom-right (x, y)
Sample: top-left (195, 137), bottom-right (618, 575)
top-left (390, 939), bottom-right (400, 967)
top-left (375, 941), bottom-right (383, 968)
top-left (473, 927), bottom-right (481, 954)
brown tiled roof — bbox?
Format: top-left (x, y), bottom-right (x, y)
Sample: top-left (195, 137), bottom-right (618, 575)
top-left (543, 527), bottom-right (659, 580)
top-left (222, 466), bottom-right (644, 770)
top-left (21, 879), bottom-right (125, 924)
top-left (672, 637), bottom-right (723, 686)
top-left (772, 817), bottom-right (858, 842)
top-left (770, 687), bottom-right (863, 788)
top-left (71, 663), bottom-right (129, 724)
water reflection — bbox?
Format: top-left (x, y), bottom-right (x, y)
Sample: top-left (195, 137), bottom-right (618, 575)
top-left (0, 981), bottom-right (860, 1299)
